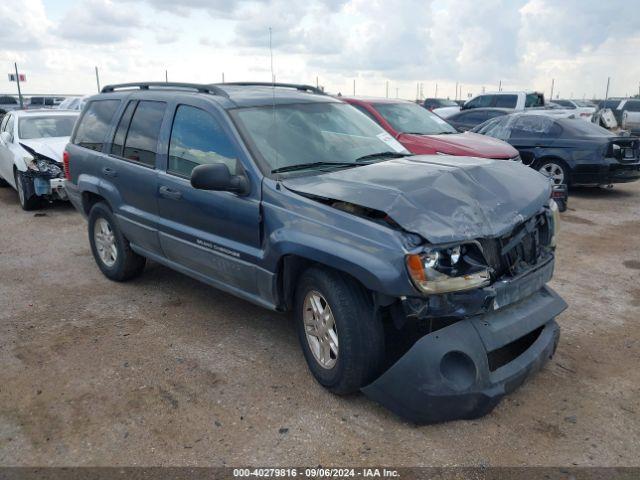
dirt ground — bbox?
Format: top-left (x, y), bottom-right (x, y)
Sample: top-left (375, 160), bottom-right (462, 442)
top-left (0, 181), bottom-right (638, 467)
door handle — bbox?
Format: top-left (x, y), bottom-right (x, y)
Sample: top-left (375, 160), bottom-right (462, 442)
top-left (102, 167), bottom-right (117, 177)
top-left (159, 185), bottom-right (182, 200)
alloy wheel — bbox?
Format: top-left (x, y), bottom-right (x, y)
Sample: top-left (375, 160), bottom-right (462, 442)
top-left (539, 162), bottom-right (565, 185)
top-left (303, 290), bottom-right (339, 369)
top-left (94, 217), bottom-right (117, 267)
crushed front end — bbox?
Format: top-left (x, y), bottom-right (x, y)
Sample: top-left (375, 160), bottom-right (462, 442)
top-left (19, 143), bottom-right (67, 201)
top-left (363, 202), bottom-right (567, 424)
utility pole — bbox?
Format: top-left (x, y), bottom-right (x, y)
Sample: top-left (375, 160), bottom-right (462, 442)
top-left (455, 81), bottom-right (458, 100)
top-left (316, 76), bottom-right (319, 89)
top-left (165, 70), bottom-right (168, 82)
top-left (498, 80), bottom-right (502, 92)
top-left (386, 80), bottom-right (389, 98)
top-left (353, 79), bottom-right (355, 95)
top-left (95, 66), bottom-right (100, 92)
top-left (550, 78), bottom-right (554, 100)
top-left (222, 72), bottom-right (225, 83)
top-left (435, 83), bottom-right (438, 98)
top-left (14, 63), bottom-right (23, 108)
top-left (604, 77), bottom-right (610, 99)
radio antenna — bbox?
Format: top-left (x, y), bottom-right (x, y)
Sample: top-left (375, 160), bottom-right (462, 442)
top-left (269, 27), bottom-right (279, 172)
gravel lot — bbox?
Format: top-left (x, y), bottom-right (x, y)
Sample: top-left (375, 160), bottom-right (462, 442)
top-left (0, 181), bottom-right (638, 467)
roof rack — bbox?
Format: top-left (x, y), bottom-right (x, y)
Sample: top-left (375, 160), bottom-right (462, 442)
top-left (216, 82), bottom-right (326, 95)
top-left (101, 82), bottom-right (229, 97)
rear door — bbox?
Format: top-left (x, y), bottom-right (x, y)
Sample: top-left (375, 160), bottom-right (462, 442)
top-left (100, 99), bottom-right (167, 255)
top-left (155, 102), bottom-right (263, 299)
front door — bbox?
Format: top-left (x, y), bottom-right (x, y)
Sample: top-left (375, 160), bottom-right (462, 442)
top-left (156, 104), bottom-right (263, 299)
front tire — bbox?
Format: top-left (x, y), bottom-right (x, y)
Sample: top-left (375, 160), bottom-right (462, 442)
top-left (88, 202), bottom-right (146, 281)
top-left (294, 267), bottom-right (385, 395)
top-left (14, 170), bottom-right (41, 210)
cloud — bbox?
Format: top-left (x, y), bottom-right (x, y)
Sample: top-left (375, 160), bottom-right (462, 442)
top-left (2, 0), bottom-right (639, 99)
top-left (57, 0), bottom-right (143, 44)
top-left (0, 0), bottom-right (52, 50)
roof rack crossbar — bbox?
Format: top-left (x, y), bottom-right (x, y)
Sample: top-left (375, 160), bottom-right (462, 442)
top-left (215, 82), bottom-right (326, 95)
top-left (101, 82), bottom-right (229, 97)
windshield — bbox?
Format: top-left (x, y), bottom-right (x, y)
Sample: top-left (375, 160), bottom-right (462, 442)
top-left (373, 102), bottom-right (457, 135)
top-left (18, 115), bottom-right (78, 139)
top-left (233, 102), bottom-right (408, 174)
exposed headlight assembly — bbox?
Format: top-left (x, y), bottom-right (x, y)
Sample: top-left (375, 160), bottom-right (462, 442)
top-left (406, 243), bottom-right (490, 295)
top-left (26, 156), bottom-right (62, 176)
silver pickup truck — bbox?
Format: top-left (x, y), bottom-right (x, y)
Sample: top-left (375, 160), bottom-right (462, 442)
top-left (621, 99), bottom-right (640, 135)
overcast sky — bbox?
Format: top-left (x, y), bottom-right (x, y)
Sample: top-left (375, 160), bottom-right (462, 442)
top-left (1, 0), bottom-right (639, 100)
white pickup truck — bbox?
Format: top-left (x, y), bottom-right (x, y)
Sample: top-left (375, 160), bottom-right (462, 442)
top-left (462, 91), bottom-right (574, 118)
top-left (462, 91), bottom-right (545, 111)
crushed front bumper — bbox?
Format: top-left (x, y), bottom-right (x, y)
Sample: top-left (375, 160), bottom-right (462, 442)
top-left (362, 286), bottom-right (566, 424)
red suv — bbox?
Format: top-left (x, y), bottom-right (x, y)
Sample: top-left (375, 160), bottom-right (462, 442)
top-left (342, 97), bottom-right (519, 160)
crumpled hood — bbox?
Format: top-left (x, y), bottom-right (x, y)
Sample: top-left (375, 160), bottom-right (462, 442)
top-left (283, 155), bottom-right (551, 244)
top-left (399, 132), bottom-right (518, 159)
top-left (19, 137), bottom-right (68, 163)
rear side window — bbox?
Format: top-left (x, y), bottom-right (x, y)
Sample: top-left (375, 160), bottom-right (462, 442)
top-left (624, 100), bottom-right (640, 112)
top-left (495, 95), bottom-right (518, 108)
top-left (122, 101), bottom-right (166, 167)
top-left (525, 93), bottom-right (544, 108)
top-left (168, 105), bottom-right (238, 178)
top-left (73, 99), bottom-right (120, 151)
top-left (111, 101), bottom-right (137, 156)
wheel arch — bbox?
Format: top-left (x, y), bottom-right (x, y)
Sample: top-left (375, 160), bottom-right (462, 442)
top-left (276, 253), bottom-right (382, 312)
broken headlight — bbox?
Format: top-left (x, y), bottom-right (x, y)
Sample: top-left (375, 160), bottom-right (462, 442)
top-left (406, 243), bottom-right (490, 295)
top-left (26, 157), bottom-right (62, 176)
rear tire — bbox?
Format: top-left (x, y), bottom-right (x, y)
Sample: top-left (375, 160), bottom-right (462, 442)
top-left (294, 266), bottom-right (385, 395)
top-left (14, 170), bottom-right (41, 210)
top-left (536, 158), bottom-right (569, 186)
top-left (88, 202), bottom-right (146, 281)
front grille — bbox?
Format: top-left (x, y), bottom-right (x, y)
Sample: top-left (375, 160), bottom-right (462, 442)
top-left (479, 212), bottom-right (551, 278)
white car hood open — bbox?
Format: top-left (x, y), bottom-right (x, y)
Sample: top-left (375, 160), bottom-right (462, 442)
top-left (19, 137), bottom-right (69, 163)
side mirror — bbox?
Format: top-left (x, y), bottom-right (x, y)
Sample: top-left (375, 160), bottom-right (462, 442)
top-left (0, 131), bottom-right (11, 144)
top-left (191, 163), bottom-right (249, 194)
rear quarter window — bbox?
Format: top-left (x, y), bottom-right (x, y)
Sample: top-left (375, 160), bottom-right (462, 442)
top-left (495, 95), bottom-right (518, 108)
top-left (72, 99), bottom-right (120, 151)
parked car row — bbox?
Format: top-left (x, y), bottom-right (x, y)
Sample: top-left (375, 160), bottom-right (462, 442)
top-left (0, 94), bottom-right (87, 116)
top-left (2, 81), bottom-right (636, 426)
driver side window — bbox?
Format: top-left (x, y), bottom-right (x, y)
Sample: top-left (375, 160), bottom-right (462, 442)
top-left (168, 105), bottom-right (239, 178)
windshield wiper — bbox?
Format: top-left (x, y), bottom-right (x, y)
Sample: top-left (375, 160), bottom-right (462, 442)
top-left (354, 151), bottom-right (408, 162)
top-left (271, 161), bottom-right (359, 174)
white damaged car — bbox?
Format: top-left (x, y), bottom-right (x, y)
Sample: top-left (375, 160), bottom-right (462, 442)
top-left (0, 109), bottom-right (79, 210)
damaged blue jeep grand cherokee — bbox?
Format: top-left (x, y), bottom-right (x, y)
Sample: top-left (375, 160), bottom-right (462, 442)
top-left (64, 82), bottom-right (567, 424)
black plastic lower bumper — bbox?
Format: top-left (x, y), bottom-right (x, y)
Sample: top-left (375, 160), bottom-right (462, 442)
top-left (362, 286), bottom-right (566, 424)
